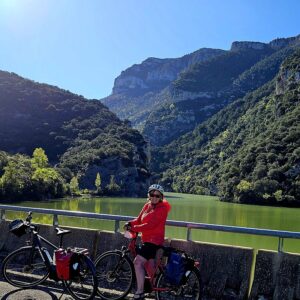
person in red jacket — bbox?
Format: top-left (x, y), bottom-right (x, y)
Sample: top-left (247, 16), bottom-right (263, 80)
top-left (125, 184), bottom-right (171, 300)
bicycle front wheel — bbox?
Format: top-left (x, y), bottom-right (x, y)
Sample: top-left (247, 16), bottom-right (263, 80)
top-left (155, 267), bottom-right (202, 300)
top-left (2, 246), bottom-right (49, 288)
top-left (64, 255), bottom-right (98, 300)
top-left (95, 251), bottom-right (134, 300)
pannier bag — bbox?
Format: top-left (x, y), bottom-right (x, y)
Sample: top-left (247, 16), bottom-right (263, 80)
top-left (165, 251), bottom-right (186, 285)
top-left (55, 247), bottom-right (89, 280)
top-left (55, 249), bottom-right (75, 280)
top-left (9, 219), bottom-right (28, 237)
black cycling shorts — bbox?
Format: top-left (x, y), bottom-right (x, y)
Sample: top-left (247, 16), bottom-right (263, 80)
top-left (136, 242), bottom-right (160, 260)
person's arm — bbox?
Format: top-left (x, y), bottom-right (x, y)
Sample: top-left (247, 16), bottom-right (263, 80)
top-left (131, 206), bottom-right (168, 232)
top-left (126, 203), bottom-right (148, 228)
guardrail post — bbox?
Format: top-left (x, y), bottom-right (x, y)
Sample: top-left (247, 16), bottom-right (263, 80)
top-left (53, 214), bottom-right (59, 226)
top-left (0, 209), bottom-right (5, 222)
top-left (278, 237), bottom-right (284, 252)
top-left (115, 220), bottom-right (120, 233)
top-left (187, 227), bottom-right (192, 241)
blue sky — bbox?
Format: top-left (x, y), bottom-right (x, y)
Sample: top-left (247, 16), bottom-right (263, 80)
top-left (0, 0), bottom-right (299, 99)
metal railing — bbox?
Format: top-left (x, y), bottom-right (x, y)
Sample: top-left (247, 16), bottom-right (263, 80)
top-left (1, 204), bottom-right (300, 252)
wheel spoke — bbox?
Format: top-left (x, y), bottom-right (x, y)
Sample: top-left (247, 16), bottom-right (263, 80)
top-left (155, 268), bottom-right (202, 300)
top-left (64, 256), bottom-right (98, 300)
top-left (95, 251), bottom-right (133, 300)
top-left (2, 247), bottom-right (49, 288)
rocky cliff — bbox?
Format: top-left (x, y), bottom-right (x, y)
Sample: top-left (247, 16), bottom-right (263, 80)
top-left (102, 35), bottom-right (300, 147)
top-left (101, 48), bottom-right (225, 124)
top-left (111, 48), bottom-right (225, 95)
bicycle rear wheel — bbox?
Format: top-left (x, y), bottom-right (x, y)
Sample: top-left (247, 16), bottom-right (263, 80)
top-left (64, 255), bottom-right (98, 300)
top-left (95, 251), bottom-right (134, 300)
top-left (2, 246), bottom-right (49, 288)
top-left (155, 267), bottom-right (202, 300)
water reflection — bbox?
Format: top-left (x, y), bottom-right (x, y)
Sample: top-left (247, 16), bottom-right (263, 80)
top-left (5, 193), bottom-right (300, 253)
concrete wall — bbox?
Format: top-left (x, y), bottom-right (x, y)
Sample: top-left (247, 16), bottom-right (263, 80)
top-left (249, 250), bottom-right (300, 300)
top-left (170, 239), bottom-right (253, 299)
top-left (1, 221), bottom-right (300, 299)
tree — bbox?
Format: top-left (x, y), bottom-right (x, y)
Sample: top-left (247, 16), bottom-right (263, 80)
top-left (106, 175), bottom-right (121, 195)
top-left (32, 168), bottom-right (65, 199)
top-left (70, 176), bottom-right (80, 196)
top-left (31, 148), bottom-right (48, 169)
top-left (1, 155), bottom-right (33, 198)
top-left (95, 172), bottom-right (102, 194)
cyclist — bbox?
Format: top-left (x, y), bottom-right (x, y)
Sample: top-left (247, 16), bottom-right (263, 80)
top-left (124, 184), bottom-right (171, 300)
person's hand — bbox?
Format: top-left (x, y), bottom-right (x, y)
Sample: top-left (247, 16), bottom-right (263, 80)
top-left (123, 222), bottom-right (131, 231)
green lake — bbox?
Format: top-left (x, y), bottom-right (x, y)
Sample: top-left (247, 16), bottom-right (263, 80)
top-left (3, 193), bottom-right (300, 253)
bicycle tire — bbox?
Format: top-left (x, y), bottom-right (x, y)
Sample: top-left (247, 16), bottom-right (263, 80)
top-left (155, 266), bottom-right (203, 300)
top-left (2, 246), bottom-right (49, 288)
top-left (95, 250), bottom-right (134, 300)
top-left (64, 255), bottom-right (98, 300)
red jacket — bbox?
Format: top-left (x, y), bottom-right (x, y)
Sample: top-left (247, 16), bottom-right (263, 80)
top-left (130, 199), bottom-right (171, 246)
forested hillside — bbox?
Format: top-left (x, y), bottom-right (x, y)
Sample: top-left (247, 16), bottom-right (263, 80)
top-left (143, 40), bottom-right (300, 146)
top-left (157, 51), bottom-right (300, 206)
top-left (103, 35), bottom-right (300, 148)
top-left (0, 71), bottom-right (149, 197)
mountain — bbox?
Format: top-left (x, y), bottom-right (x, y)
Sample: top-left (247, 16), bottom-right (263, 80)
top-left (0, 71), bottom-right (149, 196)
top-left (156, 50), bottom-right (300, 206)
top-left (101, 48), bottom-right (225, 128)
top-left (143, 37), bottom-right (300, 145)
top-left (102, 35), bottom-right (300, 147)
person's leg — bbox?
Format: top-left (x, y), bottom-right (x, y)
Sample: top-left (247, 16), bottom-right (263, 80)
top-left (145, 258), bottom-right (155, 278)
top-left (133, 254), bottom-right (147, 295)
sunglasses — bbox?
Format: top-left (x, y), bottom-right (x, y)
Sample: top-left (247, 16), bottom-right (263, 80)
top-left (149, 193), bottom-right (161, 199)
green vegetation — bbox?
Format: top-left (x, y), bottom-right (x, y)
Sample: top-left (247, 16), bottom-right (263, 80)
top-left (157, 51), bottom-right (300, 206)
top-left (143, 43), bottom-right (300, 146)
top-left (0, 71), bottom-right (149, 198)
top-left (1, 37), bottom-right (300, 205)
top-left (70, 176), bottom-right (80, 196)
top-left (0, 148), bottom-right (66, 200)
top-left (95, 172), bottom-right (102, 194)
top-left (173, 47), bottom-right (274, 92)
top-left (105, 175), bottom-right (121, 195)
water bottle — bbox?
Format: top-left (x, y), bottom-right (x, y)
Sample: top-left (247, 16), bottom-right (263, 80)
top-left (42, 248), bottom-right (53, 264)
top-left (124, 231), bottom-right (134, 239)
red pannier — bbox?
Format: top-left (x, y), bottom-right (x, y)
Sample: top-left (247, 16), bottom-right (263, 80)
top-left (55, 249), bottom-right (74, 280)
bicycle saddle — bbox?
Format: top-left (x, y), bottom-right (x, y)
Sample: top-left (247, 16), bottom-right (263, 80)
top-left (55, 227), bottom-right (71, 236)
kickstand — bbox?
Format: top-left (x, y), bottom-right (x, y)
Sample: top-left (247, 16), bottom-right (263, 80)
top-left (58, 282), bottom-right (69, 300)
top-left (58, 289), bottom-right (65, 300)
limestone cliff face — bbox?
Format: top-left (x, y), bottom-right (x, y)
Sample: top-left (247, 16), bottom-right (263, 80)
top-left (231, 35), bottom-right (300, 52)
top-left (276, 52), bottom-right (300, 95)
top-left (230, 41), bottom-right (269, 51)
top-left (269, 34), bottom-right (300, 50)
top-left (111, 49), bottom-right (225, 95)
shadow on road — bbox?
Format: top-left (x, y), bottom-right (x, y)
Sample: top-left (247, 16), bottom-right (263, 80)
top-left (0, 285), bottom-right (72, 300)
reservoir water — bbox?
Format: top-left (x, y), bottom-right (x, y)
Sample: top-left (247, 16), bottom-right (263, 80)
top-left (5, 192), bottom-right (300, 253)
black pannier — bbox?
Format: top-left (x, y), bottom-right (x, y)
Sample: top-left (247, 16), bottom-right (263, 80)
top-left (9, 219), bottom-right (28, 237)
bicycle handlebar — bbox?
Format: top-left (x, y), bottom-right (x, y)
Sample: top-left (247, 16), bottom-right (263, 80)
top-left (25, 211), bottom-right (32, 224)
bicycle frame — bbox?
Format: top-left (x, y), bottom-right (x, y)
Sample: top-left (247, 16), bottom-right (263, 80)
top-left (29, 228), bottom-right (59, 269)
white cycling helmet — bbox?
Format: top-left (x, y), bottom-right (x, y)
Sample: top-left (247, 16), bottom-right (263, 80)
top-left (148, 184), bottom-right (164, 195)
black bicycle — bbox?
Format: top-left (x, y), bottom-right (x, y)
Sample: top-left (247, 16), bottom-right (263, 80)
top-left (1, 211), bottom-right (98, 300)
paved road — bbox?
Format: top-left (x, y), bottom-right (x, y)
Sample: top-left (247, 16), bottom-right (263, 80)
top-left (0, 280), bottom-right (76, 300)
top-left (0, 279), bottom-right (154, 300)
